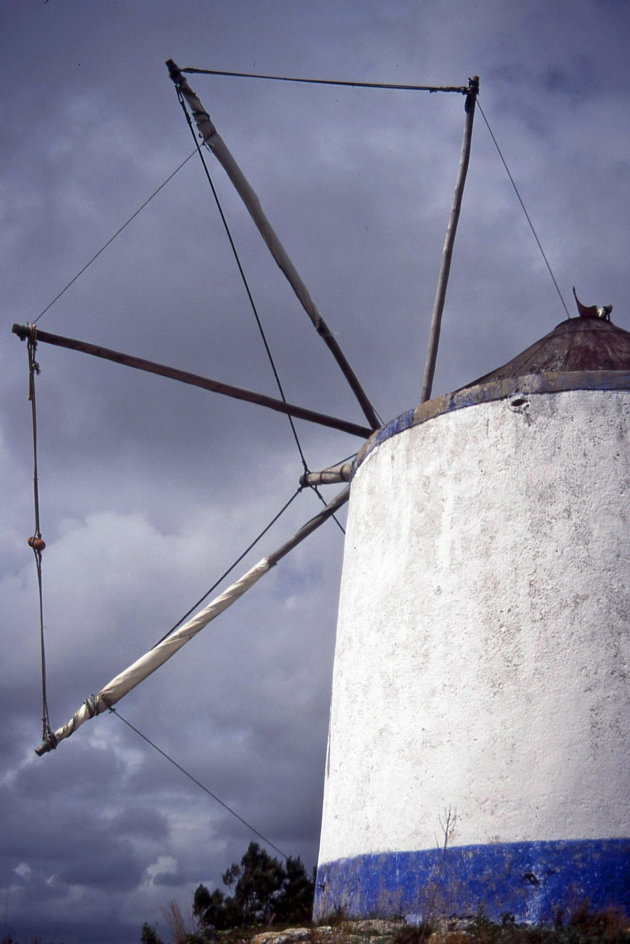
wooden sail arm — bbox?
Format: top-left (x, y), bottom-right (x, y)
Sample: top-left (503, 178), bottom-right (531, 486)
top-left (12, 324), bottom-right (372, 439)
top-left (419, 76), bottom-right (479, 404)
top-left (165, 59), bottom-right (381, 432)
top-left (34, 486), bottom-right (350, 755)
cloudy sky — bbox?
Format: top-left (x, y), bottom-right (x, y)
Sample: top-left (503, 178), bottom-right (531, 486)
top-left (2, 1), bottom-right (630, 941)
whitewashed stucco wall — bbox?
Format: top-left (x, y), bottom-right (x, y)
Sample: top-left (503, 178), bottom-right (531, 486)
top-left (318, 388), bottom-right (630, 866)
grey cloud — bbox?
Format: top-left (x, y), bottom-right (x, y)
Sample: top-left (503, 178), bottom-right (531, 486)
top-left (3, 2), bottom-right (629, 942)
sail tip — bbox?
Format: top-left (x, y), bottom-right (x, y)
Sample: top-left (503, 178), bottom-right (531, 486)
top-left (34, 732), bottom-right (58, 757)
top-left (165, 59), bottom-right (180, 79)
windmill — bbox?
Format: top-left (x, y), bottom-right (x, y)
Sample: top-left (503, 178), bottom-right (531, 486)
top-left (12, 64), bottom-right (630, 925)
top-left (314, 310), bottom-right (630, 924)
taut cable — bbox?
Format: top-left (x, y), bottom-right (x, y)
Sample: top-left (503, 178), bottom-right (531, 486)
top-left (26, 328), bottom-right (55, 747)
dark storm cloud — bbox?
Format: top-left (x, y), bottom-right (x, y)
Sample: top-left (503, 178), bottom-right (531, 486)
top-left (3, 2), bottom-right (630, 942)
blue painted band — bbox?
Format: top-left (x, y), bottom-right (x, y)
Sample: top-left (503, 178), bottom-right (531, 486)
top-left (313, 839), bottom-right (630, 924)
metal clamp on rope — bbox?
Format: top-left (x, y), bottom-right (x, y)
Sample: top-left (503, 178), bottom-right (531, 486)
top-left (84, 694), bottom-right (101, 718)
top-left (34, 731), bottom-right (58, 756)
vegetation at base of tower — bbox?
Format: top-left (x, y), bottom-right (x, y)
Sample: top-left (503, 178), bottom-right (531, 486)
top-left (0, 902), bottom-right (626, 944)
top-left (137, 905), bottom-right (630, 944)
top-left (471, 904), bottom-right (629, 944)
top-left (392, 904), bottom-right (630, 944)
top-left (140, 841), bottom-right (315, 943)
top-left (194, 841), bottom-right (314, 931)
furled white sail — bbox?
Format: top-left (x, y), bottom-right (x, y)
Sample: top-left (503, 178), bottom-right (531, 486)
top-left (36, 558), bottom-right (270, 754)
top-left (35, 486), bottom-right (350, 756)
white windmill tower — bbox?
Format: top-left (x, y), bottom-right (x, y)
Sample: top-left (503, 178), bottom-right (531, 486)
top-left (313, 304), bottom-right (630, 924)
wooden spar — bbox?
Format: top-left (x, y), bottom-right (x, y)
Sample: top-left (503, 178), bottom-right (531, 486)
top-left (35, 486), bottom-right (349, 755)
top-left (166, 59), bottom-right (381, 432)
top-left (299, 461), bottom-right (353, 487)
top-left (419, 76), bottom-right (479, 404)
top-left (12, 324), bottom-right (372, 439)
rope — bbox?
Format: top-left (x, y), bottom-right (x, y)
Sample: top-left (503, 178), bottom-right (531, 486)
top-left (312, 485), bottom-right (346, 535)
top-left (26, 329), bottom-right (54, 744)
top-left (182, 67), bottom-right (469, 95)
top-left (110, 707), bottom-right (289, 859)
top-left (175, 91), bottom-right (311, 476)
top-left (32, 150), bottom-right (197, 325)
top-left (477, 100), bottom-right (570, 320)
top-left (153, 487), bottom-right (302, 648)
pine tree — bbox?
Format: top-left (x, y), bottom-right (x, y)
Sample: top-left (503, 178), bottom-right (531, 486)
top-left (193, 842), bottom-right (314, 932)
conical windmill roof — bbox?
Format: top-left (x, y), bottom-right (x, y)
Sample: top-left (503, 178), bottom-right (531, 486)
top-left (461, 316), bottom-right (630, 390)
top-left (359, 313), bottom-right (630, 475)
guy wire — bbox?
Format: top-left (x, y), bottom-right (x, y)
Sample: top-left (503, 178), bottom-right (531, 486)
top-left (182, 67), bottom-right (469, 94)
top-left (175, 89), bottom-right (310, 475)
top-left (152, 486), bottom-right (302, 648)
top-left (33, 151), bottom-right (196, 325)
top-left (27, 329), bottom-right (53, 742)
top-left (477, 100), bottom-right (570, 319)
top-left (110, 707), bottom-right (289, 859)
